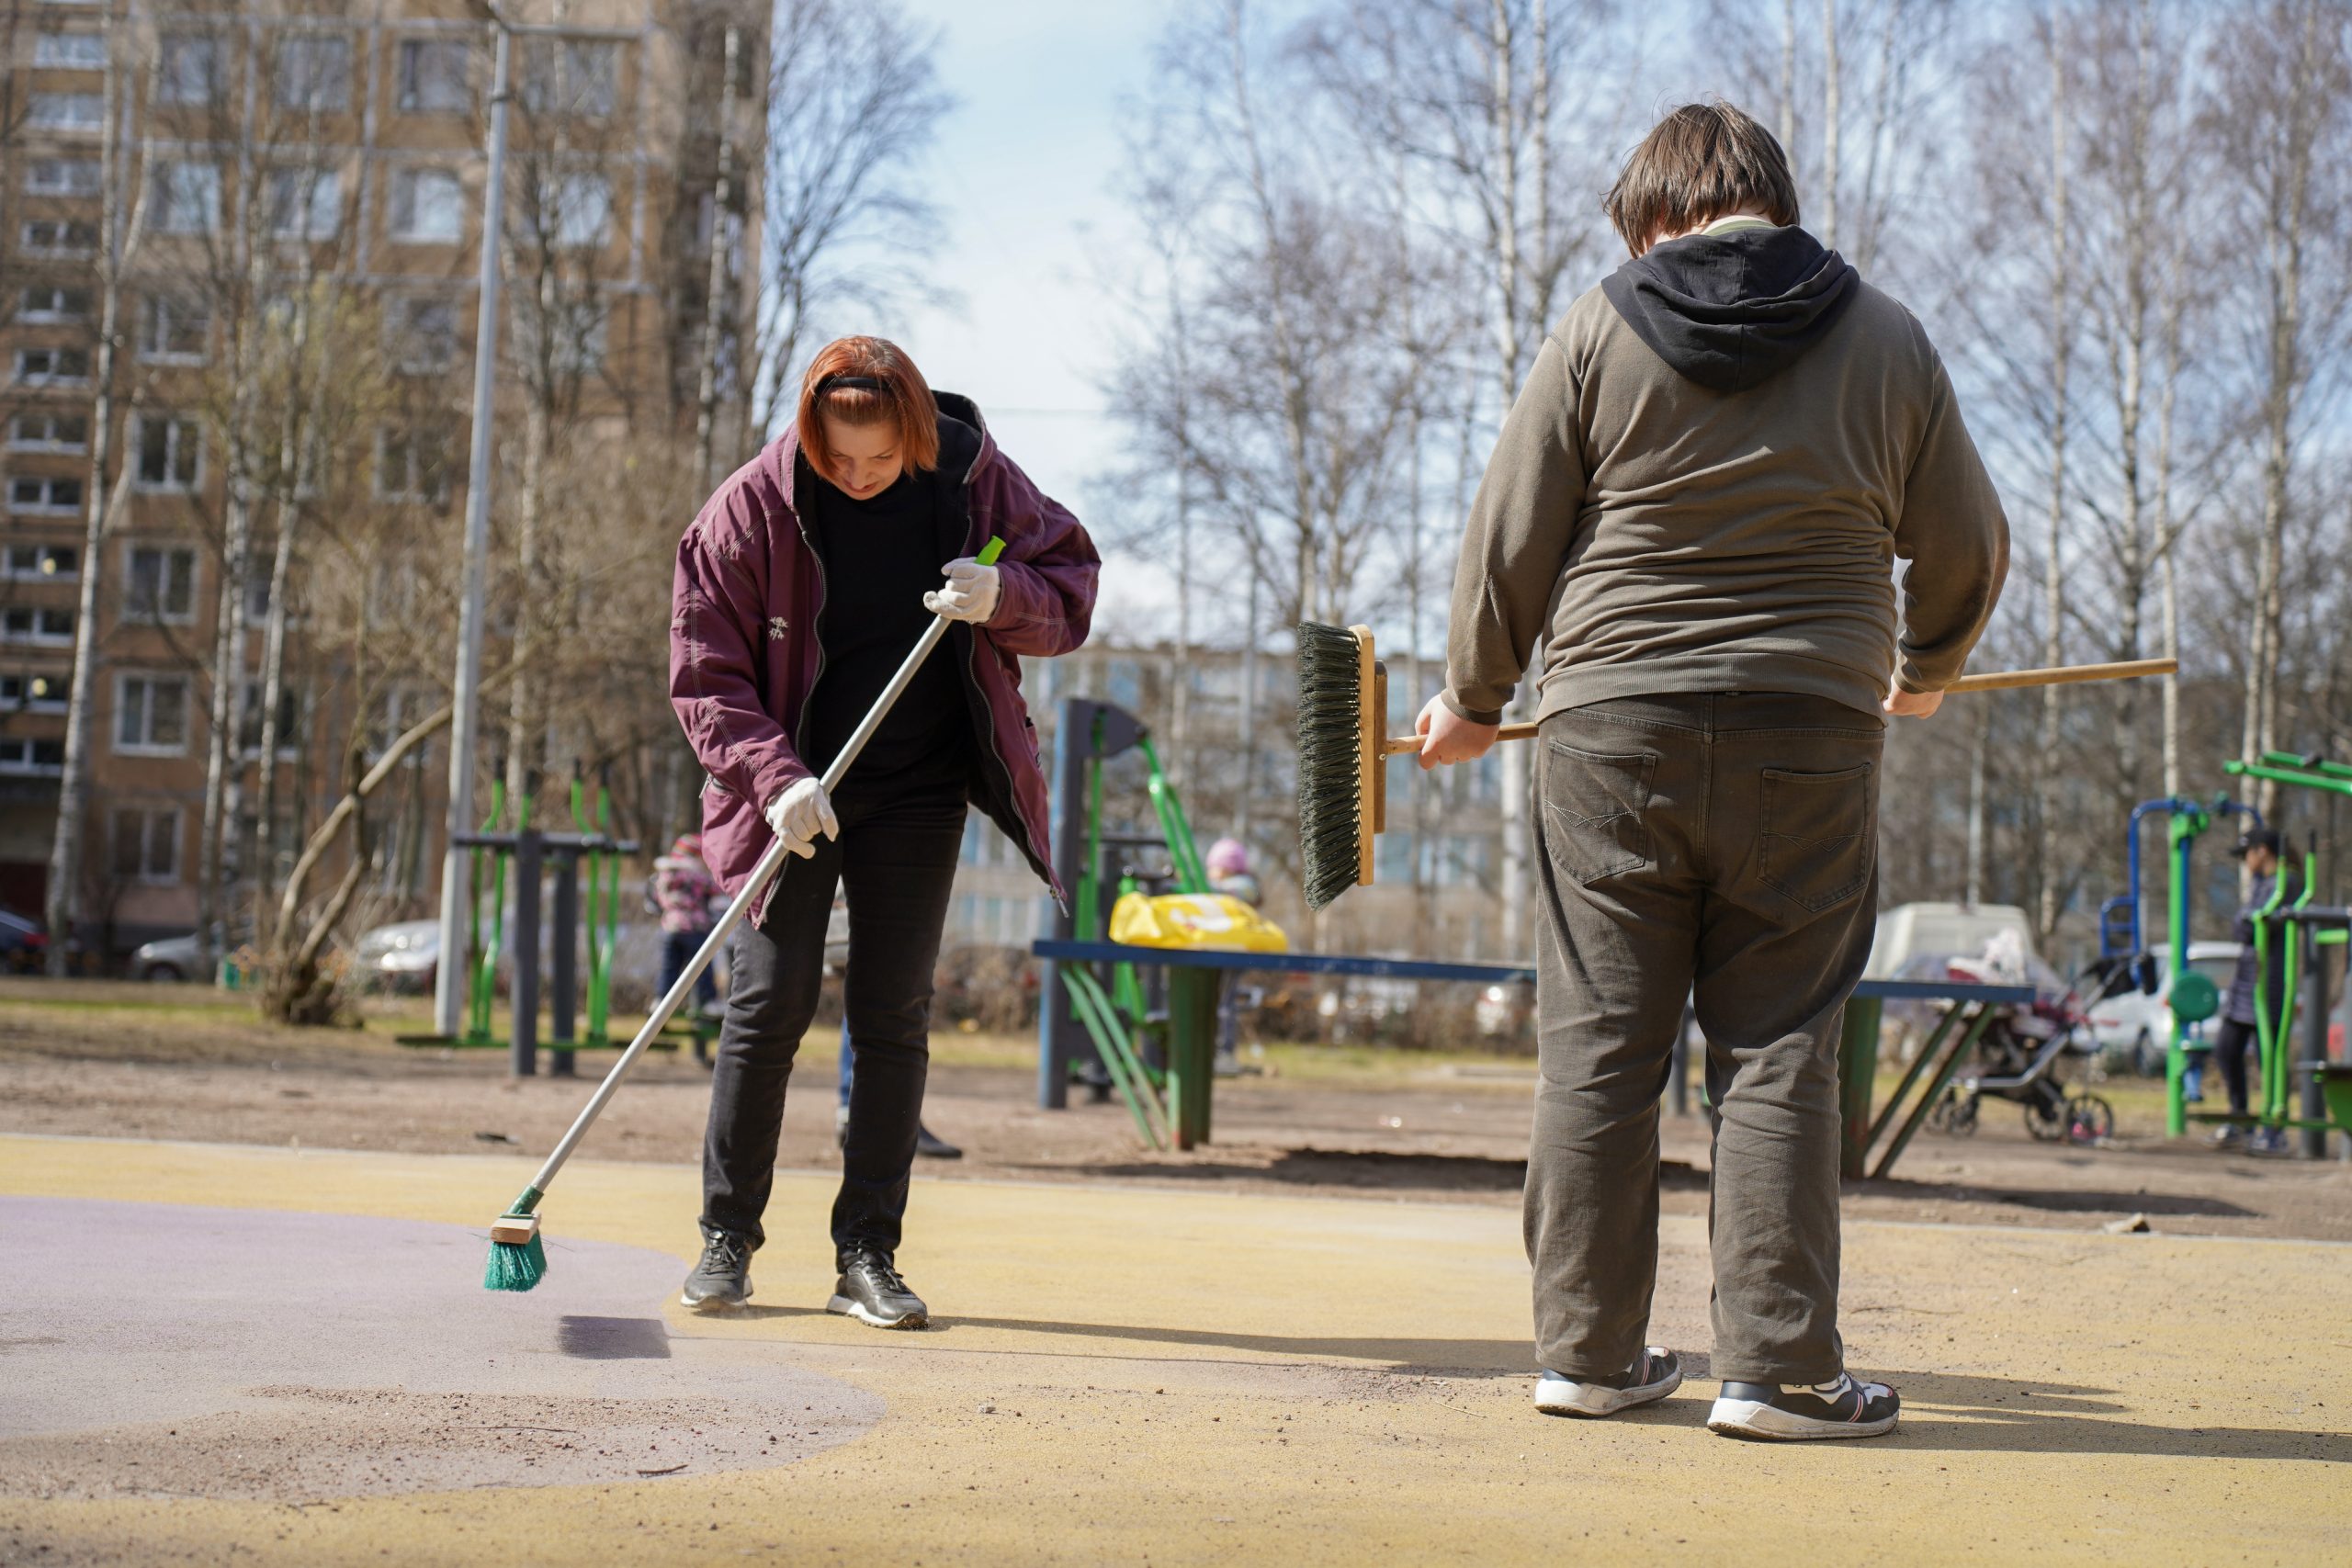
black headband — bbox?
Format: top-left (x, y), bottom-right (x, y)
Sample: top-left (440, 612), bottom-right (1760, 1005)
top-left (816, 374), bottom-right (888, 396)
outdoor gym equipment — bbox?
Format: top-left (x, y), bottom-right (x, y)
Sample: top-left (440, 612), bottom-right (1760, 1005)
top-left (401, 767), bottom-right (638, 1079)
top-left (1034, 694), bottom-right (1216, 1150)
top-left (2098, 794), bottom-right (2262, 1137)
top-left (2221, 753), bottom-right (2352, 1156)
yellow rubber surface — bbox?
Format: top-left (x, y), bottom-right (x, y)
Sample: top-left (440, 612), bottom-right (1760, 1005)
top-left (4, 1133), bottom-right (2346, 1565)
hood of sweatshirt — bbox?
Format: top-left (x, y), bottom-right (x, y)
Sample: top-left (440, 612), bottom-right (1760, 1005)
top-left (1599, 225), bottom-right (1858, 393)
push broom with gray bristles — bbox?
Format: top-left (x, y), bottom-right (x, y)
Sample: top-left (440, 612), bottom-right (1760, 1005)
top-left (484, 537), bottom-right (1006, 1291)
top-left (1294, 618), bottom-right (2177, 912)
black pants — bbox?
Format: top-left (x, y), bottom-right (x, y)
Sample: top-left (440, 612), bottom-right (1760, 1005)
top-left (2213, 1018), bottom-right (2258, 1117)
top-left (699, 764), bottom-right (966, 1261)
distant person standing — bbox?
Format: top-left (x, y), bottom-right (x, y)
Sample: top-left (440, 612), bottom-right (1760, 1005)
top-left (650, 834), bottom-right (722, 1016)
top-left (2212, 828), bottom-right (2300, 1154)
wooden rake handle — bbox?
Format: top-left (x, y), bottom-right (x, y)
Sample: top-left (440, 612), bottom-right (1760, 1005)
top-left (1377, 657), bottom-right (2177, 756)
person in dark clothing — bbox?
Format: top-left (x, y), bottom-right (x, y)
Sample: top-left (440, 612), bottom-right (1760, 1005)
top-left (668, 334), bottom-right (1098, 1327)
top-left (2211, 827), bottom-right (2300, 1153)
top-left (1419, 102), bottom-right (2007, 1439)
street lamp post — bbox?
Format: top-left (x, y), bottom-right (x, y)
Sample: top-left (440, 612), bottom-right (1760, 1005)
top-left (432, 19), bottom-right (514, 1037)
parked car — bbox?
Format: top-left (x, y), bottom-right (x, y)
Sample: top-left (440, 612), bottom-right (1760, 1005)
top-left (352, 919), bottom-right (442, 993)
top-left (0, 905), bottom-right (46, 971)
top-left (2083, 941), bottom-right (2243, 1074)
top-left (130, 931), bottom-right (203, 982)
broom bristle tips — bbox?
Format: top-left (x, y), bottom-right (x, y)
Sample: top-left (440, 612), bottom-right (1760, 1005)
top-left (1295, 621), bottom-right (1369, 910)
top-left (483, 1224), bottom-right (548, 1292)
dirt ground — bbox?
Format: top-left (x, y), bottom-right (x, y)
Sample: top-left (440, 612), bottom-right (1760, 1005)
top-left (3, 978), bottom-right (2346, 1242)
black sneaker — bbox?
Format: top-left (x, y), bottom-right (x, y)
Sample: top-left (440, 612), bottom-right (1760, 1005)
top-left (679, 1227), bottom-right (753, 1313)
top-left (1709, 1372), bottom-right (1900, 1440)
top-left (1534, 1347), bottom-right (1682, 1416)
top-left (827, 1249), bottom-right (929, 1329)
top-left (915, 1122), bottom-right (963, 1160)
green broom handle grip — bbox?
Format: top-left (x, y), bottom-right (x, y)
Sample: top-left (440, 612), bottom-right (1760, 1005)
top-left (523, 536), bottom-right (1006, 1195)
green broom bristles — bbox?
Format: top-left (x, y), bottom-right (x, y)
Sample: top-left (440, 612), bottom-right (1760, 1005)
top-left (1296, 621), bottom-right (1370, 910)
top-left (483, 1185), bottom-right (548, 1292)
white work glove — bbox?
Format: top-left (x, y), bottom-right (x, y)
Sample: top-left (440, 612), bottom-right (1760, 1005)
top-left (923, 557), bottom-right (1001, 624)
top-left (763, 778), bottom-right (839, 860)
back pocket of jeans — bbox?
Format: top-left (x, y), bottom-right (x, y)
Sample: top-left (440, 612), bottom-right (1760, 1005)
top-left (1542, 740), bottom-right (1657, 885)
top-left (1759, 762), bottom-right (1875, 912)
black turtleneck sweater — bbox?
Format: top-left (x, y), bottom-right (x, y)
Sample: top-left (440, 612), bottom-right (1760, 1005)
top-left (800, 422), bottom-right (979, 789)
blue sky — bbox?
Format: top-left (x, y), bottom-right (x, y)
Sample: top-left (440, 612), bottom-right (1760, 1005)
top-left (888, 0), bottom-right (1169, 627)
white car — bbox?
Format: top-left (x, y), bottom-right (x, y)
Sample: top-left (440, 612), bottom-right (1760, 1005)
top-left (2083, 941), bottom-right (2242, 1072)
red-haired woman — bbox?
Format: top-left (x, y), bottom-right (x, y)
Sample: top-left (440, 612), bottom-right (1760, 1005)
top-left (668, 336), bottom-right (1098, 1326)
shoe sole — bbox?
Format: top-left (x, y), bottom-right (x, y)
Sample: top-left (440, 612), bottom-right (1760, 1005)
top-left (680, 1290), bottom-right (752, 1314)
top-left (1534, 1364), bottom-right (1683, 1417)
top-left (1706, 1397), bottom-right (1898, 1440)
top-left (827, 1292), bottom-right (928, 1330)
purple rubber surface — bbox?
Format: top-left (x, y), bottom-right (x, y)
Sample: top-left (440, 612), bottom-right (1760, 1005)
top-left (0, 1197), bottom-right (879, 1499)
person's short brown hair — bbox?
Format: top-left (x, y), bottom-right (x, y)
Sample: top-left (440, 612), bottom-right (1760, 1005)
top-left (1603, 100), bottom-right (1800, 257)
top-left (796, 335), bottom-right (941, 483)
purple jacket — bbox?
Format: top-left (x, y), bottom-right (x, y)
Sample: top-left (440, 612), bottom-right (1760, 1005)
top-left (670, 393), bottom-right (1098, 923)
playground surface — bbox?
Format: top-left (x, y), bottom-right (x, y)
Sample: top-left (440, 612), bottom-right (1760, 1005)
top-left (3, 1132), bottom-right (2348, 1566)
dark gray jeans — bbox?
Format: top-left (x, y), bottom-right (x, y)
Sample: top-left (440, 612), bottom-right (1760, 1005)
top-left (700, 761), bottom-right (967, 1263)
top-left (1526, 693), bottom-right (1883, 1386)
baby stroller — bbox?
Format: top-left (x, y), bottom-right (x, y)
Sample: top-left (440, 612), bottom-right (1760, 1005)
top-left (1927, 952), bottom-right (2118, 1145)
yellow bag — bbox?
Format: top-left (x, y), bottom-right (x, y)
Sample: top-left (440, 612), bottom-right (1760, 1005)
top-left (1109, 893), bottom-right (1288, 953)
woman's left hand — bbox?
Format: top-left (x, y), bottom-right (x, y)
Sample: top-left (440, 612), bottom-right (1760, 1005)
top-left (924, 557), bottom-right (1001, 624)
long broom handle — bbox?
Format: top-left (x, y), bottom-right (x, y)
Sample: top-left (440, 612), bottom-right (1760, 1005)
top-left (519, 539), bottom-right (1004, 1198)
top-left (1375, 657), bottom-right (2178, 756)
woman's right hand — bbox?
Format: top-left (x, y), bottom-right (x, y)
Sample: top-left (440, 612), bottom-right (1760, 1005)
top-left (763, 778), bottom-right (839, 859)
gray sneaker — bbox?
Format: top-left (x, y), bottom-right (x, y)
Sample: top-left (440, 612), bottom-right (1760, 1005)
top-left (679, 1227), bottom-right (752, 1313)
top-left (1534, 1347), bottom-right (1683, 1416)
top-left (1709, 1372), bottom-right (1900, 1440)
top-left (827, 1249), bottom-right (929, 1329)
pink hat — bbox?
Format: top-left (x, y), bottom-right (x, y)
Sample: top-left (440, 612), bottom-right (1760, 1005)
top-left (1206, 837), bottom-right (1250, 878)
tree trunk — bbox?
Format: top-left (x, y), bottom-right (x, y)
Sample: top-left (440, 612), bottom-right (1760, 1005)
top-left (692, 25), bottom-right (741, 492)
top-left (1820, 0), bottom-right (1840, 252)
top-left (2035, 25), bottom-right (2069, 942)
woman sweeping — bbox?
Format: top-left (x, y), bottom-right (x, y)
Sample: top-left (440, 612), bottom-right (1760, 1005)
top-left (668, 335), bottom-right (1099, 1326)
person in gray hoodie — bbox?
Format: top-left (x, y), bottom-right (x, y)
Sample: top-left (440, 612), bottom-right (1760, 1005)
top-left (1417, 100), bottom-right (2008, 1439)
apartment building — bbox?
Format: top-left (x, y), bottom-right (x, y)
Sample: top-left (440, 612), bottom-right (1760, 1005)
top-left (0, 0), bottom-right (760, 959)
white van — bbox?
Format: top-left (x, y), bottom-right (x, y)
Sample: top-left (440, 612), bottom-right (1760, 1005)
top-left (1864, 902), bottom-right (2037, 980)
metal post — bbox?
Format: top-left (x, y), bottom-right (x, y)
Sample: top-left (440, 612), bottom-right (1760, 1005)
top-left (2302, 919), bottom-right (2329, 1159)
top-left (510, 824), bottom-right (541, 1077)
top-left (432, 20), bottom-right (513, 1037)
top-left (549, 848), bottom-right (578, 1079)
top-left (1037, 695), bottom-right (1090, 1110)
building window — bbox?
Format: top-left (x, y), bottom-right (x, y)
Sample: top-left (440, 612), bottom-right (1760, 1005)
top-left (389, 167), bottom-right (463, 243)
top-left (4, 544), bottom-right (78, 580)
top-left (266, 166), bottom-right (341, 240)
top-left (10, 411), bottom-right (89, 450)
top-left (238, 681), bottom-right (301, 756)
top-left (21, 219), bottom-right (96, 255)
top-left (513, 296), bottom-right (607, 377)
top-left (14, 347), bottom-right (89, 385)
top-left (134, 415), bottom-right (202, 491)
top-left (389, 296), bottom-right (458, 373)
top-left (139, 295), bottom-right (211, 363)
top-left (2, 672), bottom-right (72, 713)
top-left (0, 736), bottom-right (66, 775)
top-left (542, 173), bottom-right (612, 250)
top-left (26, 157), bottom-right (100, 196)
top-left (156, 33), bottom-right (222, 107)
top-left (110, 806), bottom-right (181, 883)
top-left (9, 475), bottom-right (83, 513)
top-left (2, 606), bottom-right (75, 645)
top-left (34, 29), bottom-right (107, 67)
top-left (522, 39), bottom-right (618, 117)
top-left (376, 424), bottom-right (450, 504)
top-left (123, 545), bottom-right (197, 624)
top-left (396, 38), bottom-right (471, 112)
top-left (276, 33), bottom-right (351, 113)
top-left (19, 285), bottom-right (91, 322)
top-left (28, 91), bottom-right (102, 130)
top-left (151, 161), bottom-right (221, 235)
